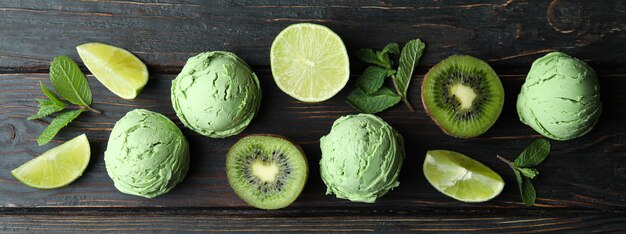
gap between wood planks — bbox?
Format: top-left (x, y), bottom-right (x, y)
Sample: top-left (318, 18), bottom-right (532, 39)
top-left (1, 206), bottom-right (626, 216)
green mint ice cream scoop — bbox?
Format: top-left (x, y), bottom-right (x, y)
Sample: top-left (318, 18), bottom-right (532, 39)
top-left (105, 109), bottom-right (190, 198)
top-left (319, 114), bottom-right (405, 203)
top-left (517, 52), bottom-right (602, 140)
top-left (171, 51), bottom-right (262, 138)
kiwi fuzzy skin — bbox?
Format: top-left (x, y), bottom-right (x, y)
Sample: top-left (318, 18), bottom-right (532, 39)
top-left (420, 55), bottom-right (504, 138)
top-left (226, 134), bottom-right (308, 210)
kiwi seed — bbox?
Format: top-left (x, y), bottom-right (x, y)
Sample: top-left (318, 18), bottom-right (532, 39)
top-left (421, 55), bottom-right (504, 138)
top-left (226, 134), bottom-right (308, 210)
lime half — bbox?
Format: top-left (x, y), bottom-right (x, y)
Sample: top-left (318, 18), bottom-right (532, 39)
top-left (270, 23), bottom-right (350, 102)
top-left (423, 150), bottom-right (504, 202)
top-left (12, 134), bottom-right (90, 189)
top-left (77, 42), bottom-right (148, 99)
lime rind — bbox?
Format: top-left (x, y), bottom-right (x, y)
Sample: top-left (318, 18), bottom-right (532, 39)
top-left (77, 42), bottom-right (148, 99)
top-left (11, 134), bottom-right (90, 189)
top-left (423, 150), bottom-right (504, 202)
top-left (270, 23), bottom-right (350, 102)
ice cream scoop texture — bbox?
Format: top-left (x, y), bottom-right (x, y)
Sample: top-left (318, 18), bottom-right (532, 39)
top-left (105, 109), bottom-right (189, 198)
top-left (319, 114), bottom-right (405, 203)
top-left (171, 51), bottom-right (261, 138)
top-left (517, 52), bottom-right (602, 140)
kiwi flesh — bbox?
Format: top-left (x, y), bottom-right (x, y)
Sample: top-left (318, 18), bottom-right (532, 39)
top-left (421, 55), bottom-right (504, 138)
top-left (226, 134), bottom-right (308, 210)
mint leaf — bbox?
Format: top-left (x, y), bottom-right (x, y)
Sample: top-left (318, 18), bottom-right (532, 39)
top-left (356, 66), bottom-right (395, 94)
top-left (356, 48), bottom-right (392, 68)
top-left (498, 139), bottom-right (550, 207)
top-left (517, 167), bottom-right (539, 179)
top-left (514, 139), bottom-right (551, 167)
top-left (395, 39), bottom-right (425, 97)
top-left (351, 40), bottom-right (425, 113)
top-left (49, 56), bottom-right (92, 106)
top-left (347, 87), bottom-right (401, 114)
top-left (37, 109), bottom-right (84, 145)
top-left (382, 43), bottom-right (400, 55)
top-left (374, 43), bottom-right (399, 69)
top-left (28, 99), bottom-right (66, 120)
top-left (355, 49), bottom-right (380, 65)
top-left (31, 57), bottom-right (100, 145)
top-left (375, 51), bottom-right (391, 68)
top-left (514, 169), bottom-right (537, 206)
top-left (521, 177), bottom-right (537, 206)
top-left (40, 81), bottom-right (65, 106)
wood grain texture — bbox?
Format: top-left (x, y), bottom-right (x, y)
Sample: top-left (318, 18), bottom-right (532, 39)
top-left (1, 0), bottom-right (626, 232)
top-left (2, 212), bottom-right (626, 232)
top-left (0, 0), bottom-right (625, 72)
top-left (1, 71), bottom-right (624, 210)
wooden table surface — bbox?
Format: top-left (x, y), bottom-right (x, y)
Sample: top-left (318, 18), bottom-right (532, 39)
top-left (1, 0), bottom-right (625, 232)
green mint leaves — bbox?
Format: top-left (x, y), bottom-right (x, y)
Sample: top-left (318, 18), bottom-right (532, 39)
top-left (347, 87), bottom-right (401, 114)
top-left (355, 66), bottom-right (395, 94)
top-left (355, 42), bottom-right (399, 69)
top-left (50, 56), bottom-right (93, 106)
top-left (514, 138), bottom-right (551, 167)
top-left (394, 39), bottom-right (426, 109)
top-left (29, 56), bottom-right (99, 145)
top-left (27, 82), bottom-right (66, 120)
top-left (348, 39), bottom-right (425, 114)
top-left (497, 139), bottom-right (551, 206)
top-left (514, 169), bottom-right (537, 206)
top-left (36, 109), bottom-right (85, 145)
top-left (41, 81), bottom-right (66, 105)
top-left (27, 98), bottom-right (65, 121)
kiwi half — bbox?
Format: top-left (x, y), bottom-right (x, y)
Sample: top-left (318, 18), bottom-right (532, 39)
top-left (421, 55), bottom-right (504, 138)
top-left (226, 134), bottom-right (308, 210)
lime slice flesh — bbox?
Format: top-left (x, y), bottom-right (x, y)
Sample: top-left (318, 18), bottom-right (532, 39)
top-left (77, 42), bottom-right (148, 99)
top-left (11, 134), bottom-right (90, 189)
top-left (270, 23), bottom-right (350, 102)
top-left (423, 150), bottom-right (504, 202)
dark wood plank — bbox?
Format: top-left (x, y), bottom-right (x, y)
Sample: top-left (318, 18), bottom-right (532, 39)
top-left (1, 1), bottom-right (626, 232)
top-left (1, 212), bottom-right (626, 232)
top-left (1, 71), bottom-right (624, 210)
top-left (0, 0), bottom-right (625, 72)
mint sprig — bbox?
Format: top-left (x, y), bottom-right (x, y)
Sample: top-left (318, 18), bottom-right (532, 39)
top-left (355, 66), bottom-right (395, 94)
top-left (348, 39), bottom-right (426, 114)
top-left (29, 56), bottom-right (100, 145)
top-left (36, 109), bottom-right (85, 145)
top-left (40, 81), bottom-right (65, 105)
top-left (347, 87), bottom-right (401, 114)
top-left (497, 139), bottom-right (551, 206)
top-left (394, 39), bottom-right (425, 111)
top-left (27, 98), bottom-right (65, 120)
top-left (355, 42), bottom-right (399, 69)
top-left (50, 56), bottom-right (93, 106)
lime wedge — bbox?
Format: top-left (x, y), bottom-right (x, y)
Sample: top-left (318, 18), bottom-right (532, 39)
top-left (11, 134), bottom-right (90, 189)
top-left (423, 150), bottom-right (504, 202)
top-left (76, 42), bottom-right (148, 99)
top-left (270, 23), bottom-right (350, 102)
